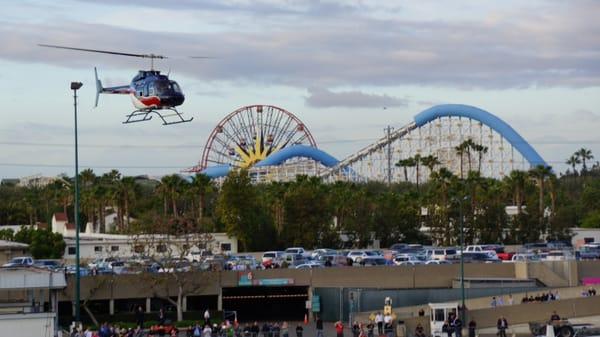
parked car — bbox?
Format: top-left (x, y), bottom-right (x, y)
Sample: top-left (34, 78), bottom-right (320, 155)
top-left (425, 260), bottom-right (452, 265)
top-left (285, 247), bottom-right (308, 258)
top-left (544, 250), bottom-right (574, 261)
top-left (360, 257), bottom-right (390, 266)
top-left (578, 245), bottom-right (600, 260)
top-left (510, 253), bottom-right (541, 262)
top-left (316, 254), bottom-right (348, 267)
top-left (311, 248), bottom-right (337, 259)
top-left (346, 250), bottom-right (378, 263)
top-left (262, 251), bottom-right (286, 267)
top-left (185, 249), bottom-right (212, 263)
top-left (397, 260), bottom-right (424, 266)
top-left (392, 254), bottom-right (423, 265)
top-left (425, 248), bottom-right (459, 261)
top-left (295, 262), bottom-right (324, 269)
top-left (34, 259), bottom-right (63, 270)
top-left (65, 264), bottom-right (90, 276)
top-left (2, 256), bottom-right (34, 268)
top-left (283, 253), bottom-right (307, 267)
top-left (462, 252), bottom-right (501, 263)
top-left (88, 257), bottom-right (118, 270)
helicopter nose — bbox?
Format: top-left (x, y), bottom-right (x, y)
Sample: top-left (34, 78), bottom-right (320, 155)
top-left (162, 94), bottom-right (185, 107)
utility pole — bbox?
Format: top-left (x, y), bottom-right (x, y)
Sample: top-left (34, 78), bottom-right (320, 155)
top-left (384, 125), bottom-right (394, 185)
top-left (71, 81), bottom-right (83, 324)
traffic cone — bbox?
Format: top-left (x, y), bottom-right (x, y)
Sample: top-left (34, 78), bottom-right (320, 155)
top-left (304, 313), bottom-right (309, 325)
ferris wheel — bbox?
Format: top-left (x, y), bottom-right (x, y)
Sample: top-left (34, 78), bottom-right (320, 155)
top-left (196, 105), bottom-right (317, 170)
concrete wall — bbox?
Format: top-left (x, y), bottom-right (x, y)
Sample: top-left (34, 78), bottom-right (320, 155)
top-left (0, 312), bottom-right (55, 337)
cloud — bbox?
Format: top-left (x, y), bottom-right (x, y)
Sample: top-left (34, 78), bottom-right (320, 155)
top-left (305, 87), bottom-right (408, 108)
top-left (1, 2), bottom-right (600, 90)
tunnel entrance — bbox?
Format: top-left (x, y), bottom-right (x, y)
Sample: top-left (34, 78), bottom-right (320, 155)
top-left (222, 286), bottom-right (309, 322)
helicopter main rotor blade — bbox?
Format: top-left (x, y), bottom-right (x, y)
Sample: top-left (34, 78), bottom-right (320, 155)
top-left (189, 56), bottom-right (216, 59)
top-left (38, 44), bottom-right (167, 59)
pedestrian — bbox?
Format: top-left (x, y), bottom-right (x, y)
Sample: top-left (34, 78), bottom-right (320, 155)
top-left (508, 294), bottom-right (514, 306)
top-left (375, 312), bottom-right (383, 336)
top-left (316, 316), bottom-right (324, 337)
top-left (159, 307), bottom-right (166, 326)
top-left (468, 320), bottom-right (476, 337)
top-left (384, 321), bottom-right (394, 337)
top-left (490, 296), bottom-right (497, 308)
top-left (415, 324), bottom-right (425, 337)
top-left (135, 305), bottom-right (145, 329)
top-left (296, 324), bottom-right (304, 337)
top-left (252, 322), bottom-right (260, 337)
top-left (366, 321), bottom-right (375, 337)
top-left (335, 321), bottom-right (344, 337)
top-left (352, 321), bottom-right (360, 337)
top-left (204, 324), bottom-right (213, 337)
top-left (262, 323), bottom-right (270, 337)
top-left (204, 309), bottom-right (211, 326)
top-left (418, 309), bottom-right (425, 317)
top-left (273, 323), bottom-right (281, 337)
top-left (442, 321), bottom-right (451, 337)
top-left (453, 315), bottom-right (463, 337)
top-left (192, 322), bottom-right (202, 337)
top-left (282, 322), bottom-right (289, 337)
top-left (497, 316), bottom-right (508, 337)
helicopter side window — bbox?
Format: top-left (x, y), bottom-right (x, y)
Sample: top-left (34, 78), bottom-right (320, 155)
top-left (170, 81), bottom-right (182, 93)
top-left (154, 81), bottom-right (169, 95)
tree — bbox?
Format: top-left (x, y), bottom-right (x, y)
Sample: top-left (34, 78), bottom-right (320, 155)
top-left (395, 158), bottom-right (416, 182)
top-left (187, 174), bottom-right (214, 228)
top-left (582, 210), bottom-right (600, 228)
top-left (455, 141), bottom-right (468, 179)
top-left (566, 155), bottom-right (581, 176)
top-left (14, 228), bottom-right (65, 259)
top-left (576, 148), bottom-right (594, 173)
top-left (421, 155), bottom-right (441, 178)
top-left (529, 165), bottom-right (553, 234)
top-left (413, 154), bottom-right (423, 189)
top-left (473, 143), bottom-right (489, 174)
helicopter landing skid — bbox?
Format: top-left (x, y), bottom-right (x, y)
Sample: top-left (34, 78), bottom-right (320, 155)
top-left (123, 108), bottom-right (193, 126)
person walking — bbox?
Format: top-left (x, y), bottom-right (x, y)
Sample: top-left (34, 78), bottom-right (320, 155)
top-left (468, 320), bottom-right (476, 337)
top-left (135, 305), bottom-right (145, 329)
top-left (352, 322), bottom-right (360, 337)
top-left (375, 312), bottom-right (383, 336)
top-left (282, 322), bottom-right (289, 337)
top-left (497, 316), bottom-right (508, 337)
top-left (335, 321), bottom-right (344, 337)
top-left (453, 315), bottom-right (463, 337)
top-left (316, 316), bottom-right (324, 337)
top-left (366, 321), bottom-right (375, 337)
top-left (296, 324), bottom-right (304, 337)
top-left (158, 307), bottom-right (166, 326)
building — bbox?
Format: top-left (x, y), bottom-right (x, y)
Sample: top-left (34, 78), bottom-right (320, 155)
top-left (571, 227), bottom-right (600, 248)
top-left (62, 232), bottom-right (238, 262)
top-left (0, 240), bottom-right (29, 265)
top-left (0, 267), bottom-right (66, 337)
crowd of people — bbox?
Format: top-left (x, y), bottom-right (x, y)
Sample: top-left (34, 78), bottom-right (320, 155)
top-left (520, 290), bottom-right (560, 303)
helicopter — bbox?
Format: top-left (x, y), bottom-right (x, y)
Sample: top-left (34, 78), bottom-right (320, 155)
top-left (39, 44), bottom-right (206, 125)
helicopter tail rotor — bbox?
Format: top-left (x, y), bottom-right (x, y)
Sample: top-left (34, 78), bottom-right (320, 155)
top-left (94, 67), bottom-right (103, 108)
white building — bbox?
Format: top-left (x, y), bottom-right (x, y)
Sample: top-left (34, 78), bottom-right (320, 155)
top-left (62, 232), bottom-right (238, 262)
top-left (570, 227), bottom-right (600, 248)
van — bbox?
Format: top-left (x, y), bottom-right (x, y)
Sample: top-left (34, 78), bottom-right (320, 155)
top-left (425, 248), bottom-right (459, 261)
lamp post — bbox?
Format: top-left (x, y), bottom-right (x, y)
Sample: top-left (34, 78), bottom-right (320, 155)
top-left (71, 81), bottom-right (83, 323)
top-left (459, 198), bottom-right (465, 322)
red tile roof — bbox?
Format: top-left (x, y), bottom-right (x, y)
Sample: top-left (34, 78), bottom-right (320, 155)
top-left (65, 223), bottom-right (76, 230)
top-left (54, 213), bottom-right (68, 222)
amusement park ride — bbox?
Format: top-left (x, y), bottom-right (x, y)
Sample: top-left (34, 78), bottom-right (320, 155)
top-left (39, 44), bottom-right (207, 125)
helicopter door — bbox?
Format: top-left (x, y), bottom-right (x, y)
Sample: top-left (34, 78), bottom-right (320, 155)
top-left (146, 82), bottom-right (153, 97)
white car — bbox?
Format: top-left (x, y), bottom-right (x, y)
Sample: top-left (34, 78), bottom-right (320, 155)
top-left (285, 247), bottom-right (308, 257)
top-left (186, 249), bottom-right (212, 263)
top-left (262, 251), bottom-right (286, 264)
top-left (88, 257), bottom-right (118, 269)
top-left (311, 248), bottom-right (337, 259)
top-left (346, 250), bottom-right (378, 263)
top-left (393, 254), bottom-right (423, 265)
top-left (2, 256), bottom-right (34, 268)
top-left (295, 262), bottom-right (324, 269)
top-left (425, 260), bottom-right (452, 265)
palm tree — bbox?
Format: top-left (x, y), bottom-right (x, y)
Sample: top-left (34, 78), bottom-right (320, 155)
top-left (395, 157), bottom-right (416, 182)
top-left (188, 174), bottom-right (214, 226)
top-left (529, 165), bottom-right (552, 233)
top-left (413, 154), bottom-right (423, 189)
top-left (566, 155), bottom-right (581, 176)
top-left (159, 175), bottom-right (186, 218)
top-left (576, 148), bottom-right (593, 173)
top-left (473, 144), bottom-right (489, 174)
top-left (421, 155), bottom-right (441, 178)
top-left (455, 141), bottom-right (469, 179)
top-left (505, 170), bottom-right (527, 214)
top-left (118, 176), bottom-right (138, 228)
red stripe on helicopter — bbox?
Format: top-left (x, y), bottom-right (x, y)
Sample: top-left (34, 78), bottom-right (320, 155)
top-left (139, 96), bottom-right (161, 107)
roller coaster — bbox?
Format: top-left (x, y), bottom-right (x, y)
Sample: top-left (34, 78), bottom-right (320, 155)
top-left (188, 104), bottom-right (547, 183)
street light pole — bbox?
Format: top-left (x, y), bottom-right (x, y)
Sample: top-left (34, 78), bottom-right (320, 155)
top-left (71, 81), bottom-right (83, 324)
top-left (459, 197), bottom-right (465, 322)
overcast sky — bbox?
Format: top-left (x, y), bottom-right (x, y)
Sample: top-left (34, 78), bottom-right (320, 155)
top-left (1, 0), bottom-right (599, 179)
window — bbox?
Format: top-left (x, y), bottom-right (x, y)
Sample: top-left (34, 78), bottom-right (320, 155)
top-left (157, 244), bottom-right (167, 253)
top-left (221, 243), bottom-right (231, 251)
top-left (94, 246), bottom-right (103, 252)
top-left (134, 245), bottom-right (144, 254)
top-left (434, 309), bottom-right (445, 322)
top-left (584, 237), bottom-right (595, 244)
top-left (111, 246), bottom-right (119, 252)
top-left (68, 247), bottom-right (76, 255)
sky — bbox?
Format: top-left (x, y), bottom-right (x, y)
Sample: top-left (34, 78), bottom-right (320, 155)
top-left (1, 0), bottom-right (599, 179)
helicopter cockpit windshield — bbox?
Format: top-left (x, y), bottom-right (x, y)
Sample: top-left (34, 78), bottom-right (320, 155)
top-left (150, 80), bottom-right (183, 96)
